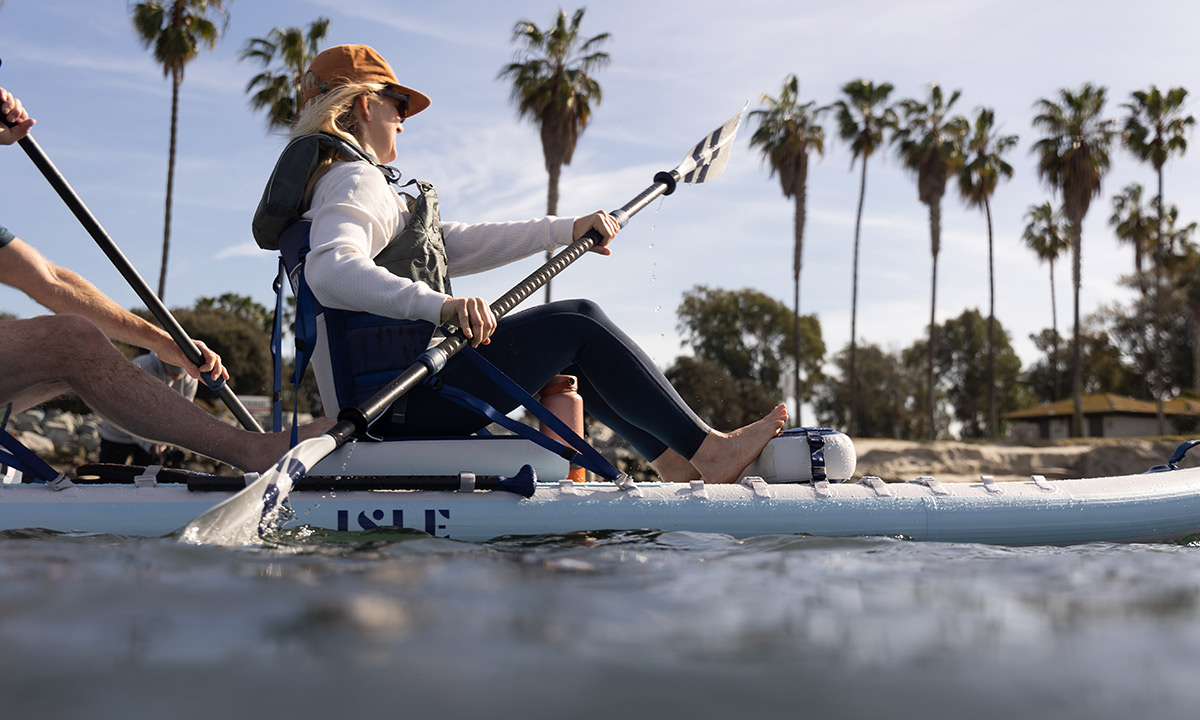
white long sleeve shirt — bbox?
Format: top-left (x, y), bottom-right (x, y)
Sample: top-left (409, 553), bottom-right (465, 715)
top-left (302, 161), bottom-right (575, 321)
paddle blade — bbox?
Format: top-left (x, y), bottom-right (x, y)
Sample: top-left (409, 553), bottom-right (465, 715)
top-left (674, 104), bottom-right (747, 184)
top-left (179, 435), bottom-right (337, 546)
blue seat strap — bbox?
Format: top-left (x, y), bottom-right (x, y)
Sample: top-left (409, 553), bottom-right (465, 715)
top-left (270, 258), bottom-right (286, 434)
top-left (431, 382), bottom-right (580, 460)
top-left (441, 345), bottom-right (622, 481)
top-left (0, 429), bottom-right (64, 485)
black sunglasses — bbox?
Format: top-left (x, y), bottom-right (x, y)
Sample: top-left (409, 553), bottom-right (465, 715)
top-left (378, 90), bottom-right (410, 120)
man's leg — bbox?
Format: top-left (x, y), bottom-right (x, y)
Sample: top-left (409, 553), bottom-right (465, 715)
top-left (0, 315), bottom-right (332, 472)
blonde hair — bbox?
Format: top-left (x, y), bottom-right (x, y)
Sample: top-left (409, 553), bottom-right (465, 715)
top-left (292, 80), bottom-right (386, 203)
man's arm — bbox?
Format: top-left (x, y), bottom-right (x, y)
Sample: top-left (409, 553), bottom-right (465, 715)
top-left (0, 238), bottom-right (227, 381)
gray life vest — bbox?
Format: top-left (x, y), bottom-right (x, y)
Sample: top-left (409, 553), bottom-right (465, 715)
top-left (256, 132), bottom-right (451, 416)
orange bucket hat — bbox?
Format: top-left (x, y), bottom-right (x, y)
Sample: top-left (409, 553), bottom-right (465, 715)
top-left (300, 44), bottom-right (431, 117)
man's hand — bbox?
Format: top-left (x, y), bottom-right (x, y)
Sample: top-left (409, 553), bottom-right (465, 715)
top-left (0, 87), bottom-right (35, 145)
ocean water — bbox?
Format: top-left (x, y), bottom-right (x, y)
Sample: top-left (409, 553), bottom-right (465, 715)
top-left (2, 527), bottom-right (1200, 719)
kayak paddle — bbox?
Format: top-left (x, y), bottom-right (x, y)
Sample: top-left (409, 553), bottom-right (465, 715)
top-left (180, 106), bottom-right (747, 545)
top-left (1, 60), bottom-right (263, 432)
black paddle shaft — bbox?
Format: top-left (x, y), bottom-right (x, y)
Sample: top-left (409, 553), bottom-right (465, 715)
top-left (2, 113), bottom-right (264, 432)
top-left (331, 170), bottom-right (682, 443)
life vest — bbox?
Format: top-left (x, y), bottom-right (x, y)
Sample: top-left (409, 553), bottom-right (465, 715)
top-left (258, 132), bottom-right (451, 418)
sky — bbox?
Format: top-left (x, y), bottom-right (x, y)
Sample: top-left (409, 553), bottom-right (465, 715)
top-left (2, 0), bottom-right (1199, 423)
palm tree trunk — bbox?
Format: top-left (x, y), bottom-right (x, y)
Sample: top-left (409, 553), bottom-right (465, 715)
top-left (1050, 259), bottom-right (1060, 399)
top-left (1070, 216), bottom-right (1083, 437)
top-left (927, 200), bottom-right (940, 440)
top-left (1193, 300), bottom-right (1200, 396)
top-left (545, 161), bottom-right (562, 304)
top-left (792, 190), bottom-right (805, 428)
top-left (1155, 166), bottom-right (1166, 434)
top-left (849, 159), bottom-right (868, 436)
top-left (985, 196), bottom-right (997, 440)
top-left (159, 68), bottom-right (182, 300)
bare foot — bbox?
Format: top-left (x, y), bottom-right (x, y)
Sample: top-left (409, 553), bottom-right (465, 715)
top-left (243, 417), bottom-right (337, 473)
top-left (689, 404), bottom-right (788, 484)
top-left (650, 448), bottom-right (701, 483)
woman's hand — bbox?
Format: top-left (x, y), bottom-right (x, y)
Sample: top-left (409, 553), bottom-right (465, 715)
top-left (573, 211), bottom-right (621, 256)
top-left (441, 296), bottom-right (497, 347)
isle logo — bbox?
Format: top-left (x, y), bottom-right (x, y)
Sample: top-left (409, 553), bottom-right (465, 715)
top-left (337, 508), bottom-right (450, 536)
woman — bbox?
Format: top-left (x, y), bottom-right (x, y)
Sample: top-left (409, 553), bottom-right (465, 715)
top-left (290, 44), bottom-right (785, 484)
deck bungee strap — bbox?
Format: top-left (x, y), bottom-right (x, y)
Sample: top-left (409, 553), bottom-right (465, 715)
top-left (0, 430), bottom-right (74, 490)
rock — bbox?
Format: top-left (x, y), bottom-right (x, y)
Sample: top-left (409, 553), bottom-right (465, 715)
top-left (77, 426), bottom-right (101, 453)
top-left (13, 410), bottom-right (43, 433)
top-left (14, 432), bottom-right (54, 456)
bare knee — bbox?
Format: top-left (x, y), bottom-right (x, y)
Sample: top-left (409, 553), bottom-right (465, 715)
top-left (26, 315), bottom-right (120, 370)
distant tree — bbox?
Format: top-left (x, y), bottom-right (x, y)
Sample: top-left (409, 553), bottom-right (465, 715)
top-left (130, 0), bottom-right (229, 300)
top-left (1025, 322), bottom-right (1144, 405)
top-left (832, 79), bottom-right (896, 435)
top-left (1159, 213), bottom-right (1200, 393)
top-left (675, 285), bottom-right (824, 400)
top-left (169, 305), bottom-right (271, 400)
top-left (665, 357), bottom-right (776, 431)
top-left (923, 309), bottom-right (1028, 439)
top-left (1109, 183), bottom-right (1154, 296)
top-left (1032, 83), bottom-right (1116, 435)
top-left (1023, 202), bottom-right (1071, 399)
top-left (1123, 86), bottom-right (1194, 433)
top-left (195, 292), bottom-right (273, 335)
top-left (895, 84), bottom-right (967, 439)
top-left (957, 107), bottom-right (1018, 439)
top-left (240, 17), bottom-right (330, 130)
top-left (1122, 86), bottom-right (1193, 249)
top-left (749, 74), bottom-right (826, 423)
top-left (1078, 310), bottom-right (1166, 398)
top-left (498, 7), bottom-right (610, 303)
top-left (1024, 328), bottom-right (1068, 404)
top-left (814, 342), bottom-right (920, 439)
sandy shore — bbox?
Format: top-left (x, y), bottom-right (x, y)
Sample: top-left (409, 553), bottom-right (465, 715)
top-left (852, 438), bottom-right (1192, 483)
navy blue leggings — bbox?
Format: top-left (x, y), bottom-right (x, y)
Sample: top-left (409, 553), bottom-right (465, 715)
top-left (383, 299), bottom-right (710, 460)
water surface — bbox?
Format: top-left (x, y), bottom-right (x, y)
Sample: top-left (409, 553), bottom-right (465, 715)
top-left (2, 527), bottom-right (1198, 719)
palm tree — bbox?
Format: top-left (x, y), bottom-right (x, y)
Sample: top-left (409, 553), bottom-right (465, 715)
top-left (833, 79), bottom-right (895, 436)
top-left (1109, 183), bottom-right (1154, 296)
top-left (131, 0), bottom-right (229, 300)
top-left (894, 84), bottom-right (967, 439)
top-left (749, 75), bottom-right (826, 424)
top-left (1122, 86), bottom-right (1193, 238)
top-left (498, 8), bottom-right (610, 303)
top-left (240, 17), bottom-right (330, 131)
top-left (1122, 86), bottom-right (1193, 433)
top-left (1022, 202), bottom-right (1070, 400)
top-left (1031, 84), bottom-right (1116, 436)
top-left (957, 107), bottom-right (1017, 440)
